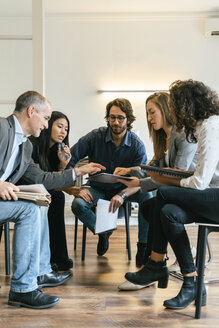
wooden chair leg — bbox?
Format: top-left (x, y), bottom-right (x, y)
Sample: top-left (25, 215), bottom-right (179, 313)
top-left (82, 224), bottom-right (87, 261)
top-left (195, 226), bottom-right (208, 319)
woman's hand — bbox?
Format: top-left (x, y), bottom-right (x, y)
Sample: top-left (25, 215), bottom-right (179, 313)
top-left (113, 167), bottom-right (131, 176)
top-left (117, 176), bottom-right (140, 188)
top-left (57, 145), bottom-right (72, 168)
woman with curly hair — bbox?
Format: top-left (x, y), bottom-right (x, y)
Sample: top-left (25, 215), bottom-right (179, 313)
top-left (123, 79), bottom-right (219, 310)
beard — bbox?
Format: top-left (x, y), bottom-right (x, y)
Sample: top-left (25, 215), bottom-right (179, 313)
top-left (110, 124), bottom-right (127, 135)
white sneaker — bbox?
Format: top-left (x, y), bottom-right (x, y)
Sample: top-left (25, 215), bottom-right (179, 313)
top-left (118, 280), bottom-right (155, 291)
top-left (168, 246), bottom-right (196, 273)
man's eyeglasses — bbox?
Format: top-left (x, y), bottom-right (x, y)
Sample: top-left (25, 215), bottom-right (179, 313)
top-left (108, 115), bottom-right (127, 123)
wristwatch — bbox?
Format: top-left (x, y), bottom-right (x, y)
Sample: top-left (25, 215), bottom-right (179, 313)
top-left (118, 191), bottom-right (127, 201)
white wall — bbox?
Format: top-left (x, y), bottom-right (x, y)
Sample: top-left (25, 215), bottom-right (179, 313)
top-left (1, 14), bottom-right (219, 160)
top-left (45, 16), bottom-right (219, 159)
top-left (0, 17), bottom-right (32, 116)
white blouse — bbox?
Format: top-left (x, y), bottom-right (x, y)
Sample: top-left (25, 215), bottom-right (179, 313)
top-left (180, 115), bottom-right (219, 190)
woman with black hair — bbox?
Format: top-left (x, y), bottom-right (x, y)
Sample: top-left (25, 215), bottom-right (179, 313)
top-left (123, 79), bottom-right (219, 310)
top-left (30, 111), bottom-right (73, 271)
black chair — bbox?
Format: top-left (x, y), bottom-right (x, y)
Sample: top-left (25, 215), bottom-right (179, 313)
top-left (0, 221), bottom-right (11, 275)
top-left (195, 223), bottom-right (219, 319)
top-left (74, 201), bottom-right (132, 261)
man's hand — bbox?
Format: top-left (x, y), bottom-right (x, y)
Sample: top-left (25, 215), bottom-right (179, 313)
top-left (77, 162), bottom-right (106, 176)
top-left (113, 167), bottom-right (131, 176)
top-left (0, 181), bottom-right (20, 201)
top-left (109, 194), bottom-right (124, 213)
top-left (117, 176), bottom-right (140, 188)
top-left (64, 186), bottom-right (93, 204)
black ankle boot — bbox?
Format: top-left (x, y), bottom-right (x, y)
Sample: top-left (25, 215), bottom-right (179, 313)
top-left (163, 276), bottom-right (207, 310)
top-left (135, 242), bottom-right (149, 267)
top-left (125, 258), bottom-right (169, 288)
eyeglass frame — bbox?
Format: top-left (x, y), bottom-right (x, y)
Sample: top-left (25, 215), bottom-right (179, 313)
top-left (108, 114), bottom-right (127, 123)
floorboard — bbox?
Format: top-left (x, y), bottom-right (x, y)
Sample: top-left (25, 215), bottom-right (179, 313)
top-left (1, 224), bottom-right (219, 327)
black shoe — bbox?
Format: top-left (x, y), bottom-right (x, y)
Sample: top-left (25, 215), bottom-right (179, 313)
top-left (8, 288), bottom-right (60, 309)
top-left (125, 258), bottom-right (169, 288)
top-left (51, 262), bottom-right (59, 272)
top-left (135, 242), bottom-right (149, 267)
top-left (97, 231), bottom-right (112, 256)
top-left (51, 258), bottom-right (73, 272)
top-left (163, 276), bottom-right (207, 310)
top-left (37, 271), bottom-right (72, 288)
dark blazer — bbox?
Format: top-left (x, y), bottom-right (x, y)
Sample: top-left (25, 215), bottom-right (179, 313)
top-left (0, 115), bottom-right (74, 190)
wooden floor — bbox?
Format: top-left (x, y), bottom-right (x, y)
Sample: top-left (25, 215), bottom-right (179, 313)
top-left (1, 225), bottom-right (219, 328)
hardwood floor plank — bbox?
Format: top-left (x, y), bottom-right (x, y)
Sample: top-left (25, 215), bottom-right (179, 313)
top-left (1, 225), bottom-right (219, 327)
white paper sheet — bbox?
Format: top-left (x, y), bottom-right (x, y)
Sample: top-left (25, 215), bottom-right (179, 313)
top-left (18, 184), bottom-right (50, 195)
top-left (95, 199), bottom-right (118, 234)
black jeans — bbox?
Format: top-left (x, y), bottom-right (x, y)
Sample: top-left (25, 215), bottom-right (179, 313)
top-left (145, 186), bottom-right (219, 274)
top-left (48, 190), bottom-right (69, 264)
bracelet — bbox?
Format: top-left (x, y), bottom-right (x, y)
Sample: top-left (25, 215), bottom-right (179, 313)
top-left (118, 191), bottom-right (127, 201)
top-left (58, 164), bottom-right (66, 169)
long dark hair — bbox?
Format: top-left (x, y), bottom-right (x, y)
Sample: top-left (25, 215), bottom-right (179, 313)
top-left (169, 79), bottom-right (219, 142)
top-left (30, 111), bottom-right (70, 171)
top-left (146, 92), bottom-right (173, 160)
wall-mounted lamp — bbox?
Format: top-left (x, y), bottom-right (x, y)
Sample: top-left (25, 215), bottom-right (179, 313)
top-left (97, 90), bottom-right (168, 98)
top-left (97, 89), bottom-right (168, 94)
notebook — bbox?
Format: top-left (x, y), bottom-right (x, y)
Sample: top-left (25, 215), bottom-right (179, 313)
top-left (140, 165), bottom-right (193, 179)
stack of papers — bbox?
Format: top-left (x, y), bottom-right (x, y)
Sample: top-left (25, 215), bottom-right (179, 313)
top-left (15, 184), bottom-right (51, 207)
top-left (95, 199), bottom-right (118, 234)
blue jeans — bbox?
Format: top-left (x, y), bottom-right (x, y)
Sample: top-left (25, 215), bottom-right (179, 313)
top-left (71, 187), bottom-right (152, 243)
top-left (0, 200), bottom-right (51, 293)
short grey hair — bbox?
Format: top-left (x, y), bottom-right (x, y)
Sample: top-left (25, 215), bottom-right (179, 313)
top-left (14, 91), bottom-right (48, 113)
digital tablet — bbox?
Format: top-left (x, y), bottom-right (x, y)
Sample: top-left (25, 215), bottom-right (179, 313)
top-left (86, 173), bottom-right (134, 183)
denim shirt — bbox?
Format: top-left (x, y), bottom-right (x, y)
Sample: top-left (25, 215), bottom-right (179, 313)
top-left (70, 126), bottom-right (147, 191)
